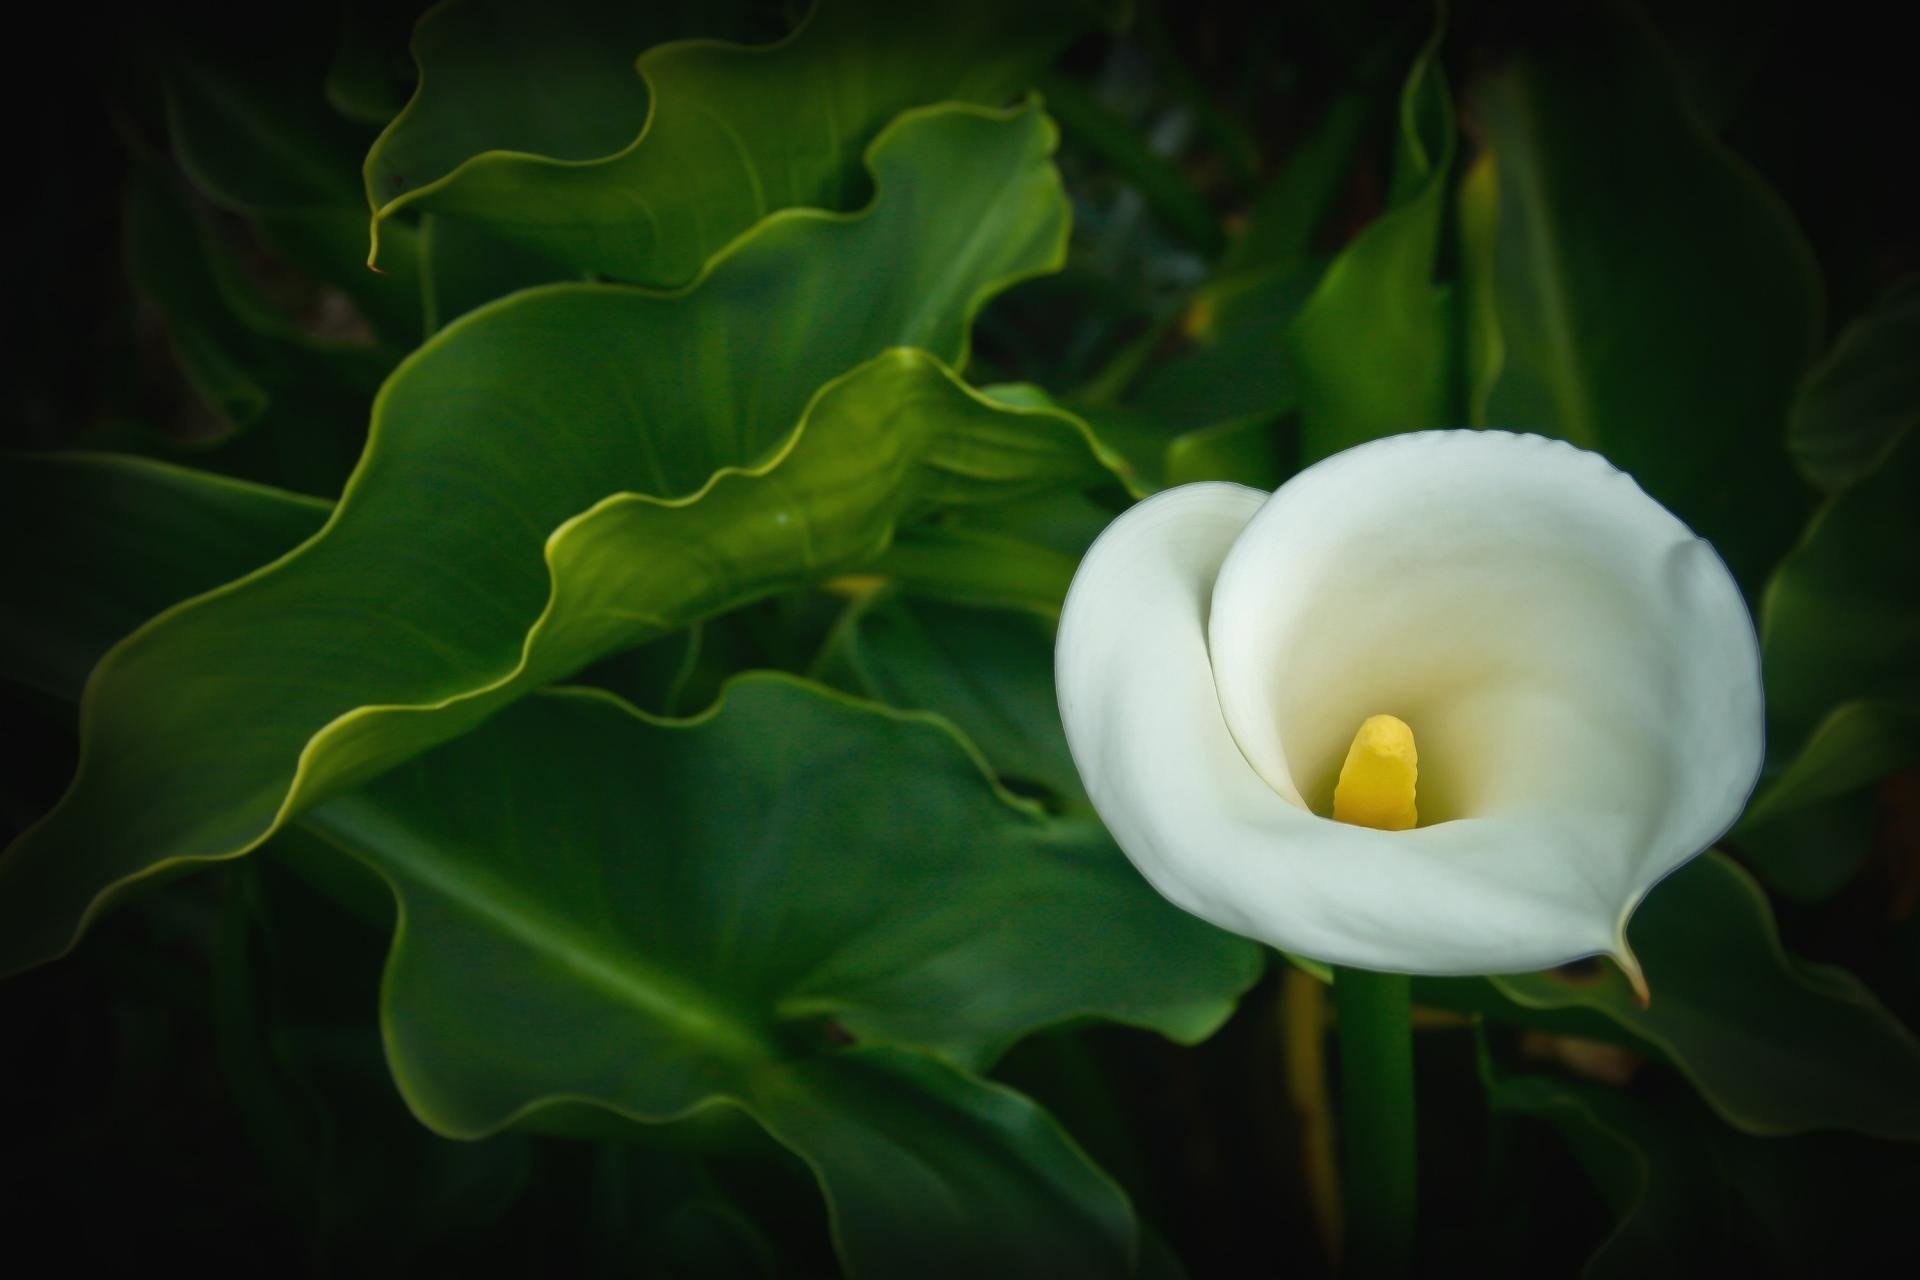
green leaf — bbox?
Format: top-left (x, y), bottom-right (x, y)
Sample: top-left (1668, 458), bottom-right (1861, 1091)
top-left (1161, 414), bottom-right (1284, 490)
top-left (365, 0), bottom-right (748, 215)
top-left (819, 592), bottom-right (1085, 811)
top-left (0, 453), bottom-right (327, 701)
top-left (1130, 256), bottom-right (1320, 436)
top-left (0, 102), bottom-right (1124, 974)
top-left (367, 0), bottom-right (1116, 283)
top-left (1488, 853), bottom-right (1920, 1139)
top-left (862, 486), bottom-right (1124, 617)
top-left (1464, 6), bottom-right (1821, 590)
top-left (1287, 13), bottom-right (1457, 460)
top-left (862, 524), bottom-right (1082, 616)
top-left (1748, 425), bottom-right (1920, 820)
top-left (1732, 789), bottom-right (1878, 903)
top-left (416, 213), bottom-right (577, 337)
top-left (754, 1048), bottom-right (1136, 1276)
top-left (1789, 275), bottom-right (1920, 491)
top-left (304, 678), bottom-right (1258, 1269)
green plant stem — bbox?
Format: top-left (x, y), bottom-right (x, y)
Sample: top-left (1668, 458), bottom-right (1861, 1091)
top-left (1334, 966), bottom-right (1416, 1276)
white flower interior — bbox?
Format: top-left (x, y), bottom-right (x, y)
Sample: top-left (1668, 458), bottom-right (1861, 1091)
top-left (1055, 431), bottom-right (1763, 979)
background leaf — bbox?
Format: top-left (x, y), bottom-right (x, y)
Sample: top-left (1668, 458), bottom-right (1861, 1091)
top-left (1489, 853), bottom-right (1920, 1139)
top-left (1788, 276), bottom-right (1920, 491)
top-left (1750, 426), bottom-right (1920, 819)
top-left (121, 167), bottom-right (388, 494)
top-left (1287, 14), bottom-right (1456, 459)
top-left (159, 11), bottom-right (427, 347)
top-left (1486, 1058), bottom-right (1920, 1277)
top-left (0, 454), bottom-right (327, 701)
top-left (1464, 5), bottom-right (1821, 589)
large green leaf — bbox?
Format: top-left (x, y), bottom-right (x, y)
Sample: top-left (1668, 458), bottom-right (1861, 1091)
top-left (1286, 15), bottom-right (1457, 460)
top-left (1465, 6), bottom-right (1821, 589)
top-left (819, 592), bottom-right (1085, 812)
top-left (305, 677), bottom-right (1259, 1271)
top-left (0, 454), bottom-right (327, 702)
top-left (0, 102), bottom-right (1127, 974)
top-left (1788, 276), bottom-right (1920, 491)
top-left (1746, 425), bottom-right (1920, 821)
top-left (366, 0), bottom-right (1115, 283)
top-left (1488, 853), bottom-right (1920, 1140)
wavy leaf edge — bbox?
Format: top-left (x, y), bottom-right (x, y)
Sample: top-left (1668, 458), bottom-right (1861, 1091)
top-left (8, 95), bottom-right (1126, 970)
top-left (1487, 851), bottom-right (1920, 1138)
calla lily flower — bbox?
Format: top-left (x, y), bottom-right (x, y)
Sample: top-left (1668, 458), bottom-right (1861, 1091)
top-left (1055, 431), bottom-right (1763, 996)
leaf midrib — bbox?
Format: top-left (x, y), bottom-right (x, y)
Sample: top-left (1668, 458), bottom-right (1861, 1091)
top-left (319, 805), bottom-right (777, 1065)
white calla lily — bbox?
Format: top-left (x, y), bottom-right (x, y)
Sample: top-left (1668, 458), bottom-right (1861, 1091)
top-left (1055, 431), bottom-right (1763, 995)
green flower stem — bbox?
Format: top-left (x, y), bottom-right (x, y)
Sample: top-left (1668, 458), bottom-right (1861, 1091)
top-left (1333, 966), bottom-right (1416, 1276)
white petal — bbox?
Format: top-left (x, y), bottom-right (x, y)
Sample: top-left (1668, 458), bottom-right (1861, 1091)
top-left (1057, 432), bottom-right (1763, 977)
